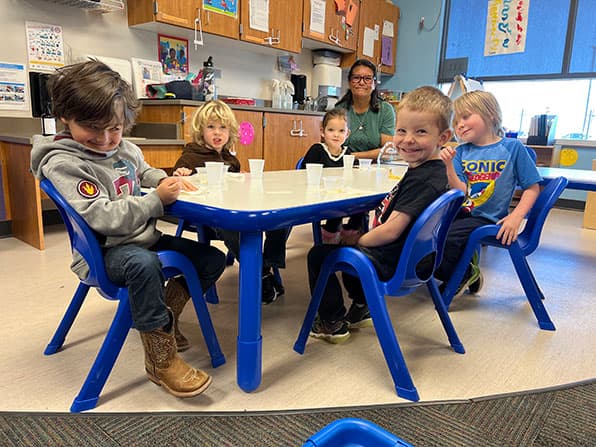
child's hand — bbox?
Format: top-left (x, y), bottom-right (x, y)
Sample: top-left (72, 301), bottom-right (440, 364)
top-left (495, 213), bottom-right (524, 245)
top-left (179, 177), bottom-right (198, 192)
top-left (156, 177), bottom-right (183, 205)
top-left (439, 145), bottom-right (456, 164)
top-left (173, 167), bottom-right (193, 177)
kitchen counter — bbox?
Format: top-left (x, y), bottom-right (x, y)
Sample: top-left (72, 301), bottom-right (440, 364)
top-left (140, 98), bottom-right (326, 117)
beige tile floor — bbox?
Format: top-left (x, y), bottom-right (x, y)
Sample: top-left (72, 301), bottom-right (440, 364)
top-left (1, 208), bottom-right (595, 413)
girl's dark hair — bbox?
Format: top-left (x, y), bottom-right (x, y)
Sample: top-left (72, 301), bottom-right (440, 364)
top-left (335, 59), bottom-right (382, 113)
top-left (48, 59), bottom-right (140, 132)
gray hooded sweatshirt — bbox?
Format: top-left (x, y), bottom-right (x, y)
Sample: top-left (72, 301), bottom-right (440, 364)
top-left (31, 133), bottom-right (168, 278)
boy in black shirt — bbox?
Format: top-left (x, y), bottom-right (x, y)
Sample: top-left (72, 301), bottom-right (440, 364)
top-left (307, 86), bottom-right (453, 342)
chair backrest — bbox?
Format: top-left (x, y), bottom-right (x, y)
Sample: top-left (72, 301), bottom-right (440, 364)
top-left (517, 176), bottom-right (568, 255)
top-left (40, 179), bottom-right (119, 297)
top-left (387, 189), bottom-right (465, 291)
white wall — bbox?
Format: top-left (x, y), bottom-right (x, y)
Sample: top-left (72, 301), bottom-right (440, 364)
top-left (0, 0), bottom-right (314, 117)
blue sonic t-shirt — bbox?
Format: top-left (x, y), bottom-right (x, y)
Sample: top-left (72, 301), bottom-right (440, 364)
top-left (453, 138), bottom-right (542, 222)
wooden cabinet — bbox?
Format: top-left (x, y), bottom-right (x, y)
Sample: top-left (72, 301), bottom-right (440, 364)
top-left (128, 0), bottom-right (197, 30)
top-left (240, 0), bottom-right (303, 54)
top-left (233, 109), bottom-right (264, 169)
top-left (527, 145), bottom-right (558, 167)
top-left (137, 102), bottom-right (323, 171)
top-left (263, 113), bottom-right (322, 171)
top-left (198, 3), bottom-right (240, 39)
top-left (342, 0), bottom-right (399, 75)
top-left (302, 0), bottom-right (359, 51)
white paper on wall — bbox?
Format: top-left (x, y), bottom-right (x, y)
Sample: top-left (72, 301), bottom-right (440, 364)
top-left (131, 58), bottom-right (164, 98)
top-left (310, 0), bottom-right (326, 35)
top-left (363, 27), bottom-right (375, 57)
top-left (250, 0), bottom-right (270, 32)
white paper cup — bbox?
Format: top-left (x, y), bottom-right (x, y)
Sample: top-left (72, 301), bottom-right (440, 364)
top-left (358, 158), bottom-right (373, 171)
top-left (343, 154), bottom-right (355, 170)
top-left (205, 161), bottom-right (224, 186)
top-left (248, 159), bottom-right (265, 178)
top-left (305, 163), bottom-right (324, 185)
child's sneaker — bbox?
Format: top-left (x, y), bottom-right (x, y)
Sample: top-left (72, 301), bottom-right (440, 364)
top-left (262, 272), bottom-right (282, 304)
top-left (309, 315), bottom-right (350, 343)
top-left (453, 261), bottom-right (482, 299)
top-left (345, 303), bottom-right (373, 329)
top-left (321, 228), bottom-right (341, 244)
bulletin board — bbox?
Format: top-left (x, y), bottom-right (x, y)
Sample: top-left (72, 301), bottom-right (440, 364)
top-left (439, 0), bottom-right (572, 81)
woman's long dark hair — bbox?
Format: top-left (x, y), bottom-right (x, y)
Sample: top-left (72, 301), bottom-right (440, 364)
top-left (336, 59), bottom-right (382, 113)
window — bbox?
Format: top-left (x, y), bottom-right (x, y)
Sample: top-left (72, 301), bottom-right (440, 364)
top-left (440, 0), bottom-right (596, 140)
top-left (439, 0), bottom-right (596, 81)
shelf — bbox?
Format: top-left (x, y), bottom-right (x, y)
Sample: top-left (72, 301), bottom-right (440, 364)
top-left (46, 0), bottom-right (124, 13)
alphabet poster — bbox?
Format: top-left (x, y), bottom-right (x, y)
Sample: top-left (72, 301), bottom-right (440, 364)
top-left (484, 0), bottom-right (529, 56)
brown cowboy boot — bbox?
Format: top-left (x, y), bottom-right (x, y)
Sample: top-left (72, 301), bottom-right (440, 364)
top-left (140, 319), bottom-right (212, 398)
top-left (164, 277), bottom-right (191, 352)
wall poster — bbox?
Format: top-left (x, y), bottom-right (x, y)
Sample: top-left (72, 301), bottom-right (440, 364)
top-left (203, 0), bottom-right (238, 18)
top-left (484, 0), bottom-right (529, 56)
top-left (158, 34), bottom-right (189, 76)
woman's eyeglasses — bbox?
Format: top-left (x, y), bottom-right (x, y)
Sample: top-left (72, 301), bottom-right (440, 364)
top-left (350, 75), bottom-right (375, 84)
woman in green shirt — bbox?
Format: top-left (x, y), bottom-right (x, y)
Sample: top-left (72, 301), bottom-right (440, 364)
top-left (336, 59), bottom-right (396, 161)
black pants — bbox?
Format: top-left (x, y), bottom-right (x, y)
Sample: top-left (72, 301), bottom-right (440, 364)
top-left (322, 212), bottom-right (367, 233)
top-left (434, 213), bottom-right (492, 282)
top-left (215, 227), bottom-right (290, 269)
top-left (307, 244), bottom-right (367, 322)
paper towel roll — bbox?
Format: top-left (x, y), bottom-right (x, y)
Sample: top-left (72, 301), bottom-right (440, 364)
top-left (312, 64), bottom-right (342, 96)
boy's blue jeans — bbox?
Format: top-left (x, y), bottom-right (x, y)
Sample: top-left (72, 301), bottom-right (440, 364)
top-left (104, 234), bottom-right (226, 332)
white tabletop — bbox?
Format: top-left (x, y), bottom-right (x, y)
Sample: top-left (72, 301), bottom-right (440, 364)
top-left (175, 166), bottom-right (407, 212)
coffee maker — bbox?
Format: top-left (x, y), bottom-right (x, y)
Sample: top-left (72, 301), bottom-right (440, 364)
top-left (311, 50), bottom-right (342, 111)
top-left (290, 74), bottom-right (307, 106)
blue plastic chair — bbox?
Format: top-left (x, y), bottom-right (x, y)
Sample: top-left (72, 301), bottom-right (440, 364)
top-left (302, 418), bottom-right (414, 447)
top-left (294, 189), bottom-right (466, 401)
top-left (40, 179), bottom-right (225, 412)
top-left (441, 176), bottom-right (569, 330)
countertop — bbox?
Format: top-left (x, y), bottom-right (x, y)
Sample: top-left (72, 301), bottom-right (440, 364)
top-left (140, 99), bottom-right (326, 117)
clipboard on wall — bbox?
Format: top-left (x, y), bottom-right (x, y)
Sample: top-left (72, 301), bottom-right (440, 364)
top-left (447, 74), bottom-right (484, 100)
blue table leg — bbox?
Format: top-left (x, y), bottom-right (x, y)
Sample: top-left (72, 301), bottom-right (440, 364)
top-left (237, 231), bottom-right (263, 392)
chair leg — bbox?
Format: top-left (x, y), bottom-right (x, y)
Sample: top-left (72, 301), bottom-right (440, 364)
top-left (508, 245), bottom-right (555, 330)
top-left (293, 270), bottom-right (331, 354)
top-left (311, 221), bottom-right (322, 245)
top-left (204, 285), bottom-right (219, 304)
top-left (427, 279), bottom-right (465, 354)
top-left (70, 297), bottom-right (133, 412)
top-left (184, 271), bottom-right (226, 368)
top-left (44, 282), bottom-right (90, 355)
top-left (364, 283), bottom-right (419, 402)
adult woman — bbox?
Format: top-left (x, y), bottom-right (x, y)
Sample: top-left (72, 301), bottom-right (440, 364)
top-left (336, 59), bottom-right (396, 160)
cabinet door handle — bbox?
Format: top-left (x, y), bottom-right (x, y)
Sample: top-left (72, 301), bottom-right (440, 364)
top-left (290, 119), bottom-right (301, 136)
top-left (194, 10), bottom-right (204, 47)
top-left (299, 120), bottom-right (308, 137)
top-left (271, 29), bottom-right (281, 45)
top-left (328, 29), bottom-right (340, 45)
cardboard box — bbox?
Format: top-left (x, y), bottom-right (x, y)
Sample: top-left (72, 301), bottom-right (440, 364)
top-left (583, 159), bottom-right (596, 229)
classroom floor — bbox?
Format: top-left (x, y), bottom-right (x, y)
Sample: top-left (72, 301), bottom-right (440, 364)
top-left (1, 208), bottom-right (595, 413)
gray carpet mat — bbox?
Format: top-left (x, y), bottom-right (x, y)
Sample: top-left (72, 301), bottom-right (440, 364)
top-left (1, 380), bottom-right (595, 446)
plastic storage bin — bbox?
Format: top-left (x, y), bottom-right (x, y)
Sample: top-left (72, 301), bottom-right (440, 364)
top-left (302, 418), bottom-right (414, 447)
